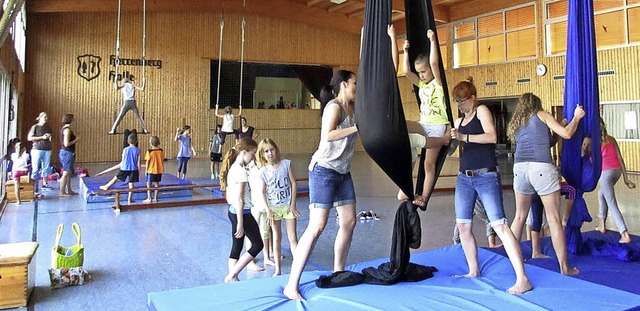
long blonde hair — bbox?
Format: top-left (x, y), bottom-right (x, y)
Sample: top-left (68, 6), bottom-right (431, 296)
top-left (219, 137), bottom-right (258, 191)
top-left (600, 117), bottom-right (612, 144)
top-left (507, 93), bottom-right (542, 143)
top-left (255, 138), bottom-right (281, 168)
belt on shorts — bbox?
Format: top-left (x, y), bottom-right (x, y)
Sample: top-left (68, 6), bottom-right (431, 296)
top-left (461, 166), bottom-right (497, 177)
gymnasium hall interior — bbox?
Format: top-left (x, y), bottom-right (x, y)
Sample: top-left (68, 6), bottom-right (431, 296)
top-left (1, 0), bottom-right (639, 310)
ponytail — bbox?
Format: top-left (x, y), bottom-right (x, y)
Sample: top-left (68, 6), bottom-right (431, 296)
top-left (219, 137), bottom-right (258, 191)
top-left (319, 70), bottom-right (355, 116)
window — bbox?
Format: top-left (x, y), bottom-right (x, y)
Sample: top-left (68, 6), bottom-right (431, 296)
top-left (437, 25), bottom-right (449, 69)
top-left (452, 3), bottom-right (536, 68)
top-left (601, 101), bottom-right (640, 141)
top-left (13, 5), bottom-right (26, 71)
top-left (545, 0), bottom-right (640, 55)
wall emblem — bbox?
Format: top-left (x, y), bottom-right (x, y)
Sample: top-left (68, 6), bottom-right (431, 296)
top-left (77, 54), bottom-right (102, 81)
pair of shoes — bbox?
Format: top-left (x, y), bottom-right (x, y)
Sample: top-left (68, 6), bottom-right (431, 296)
top-left (357, 210), bottom-right (380, 220)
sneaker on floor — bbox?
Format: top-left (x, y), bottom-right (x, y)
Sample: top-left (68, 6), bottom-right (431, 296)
top-left (369, 210), bottom-right (380, 220)
top-left (211, 173), bottom-right (216, 180)
top-left (357, 211), bottom-right (367, 220)
top-left (365, 211), bottom-right (373, 220)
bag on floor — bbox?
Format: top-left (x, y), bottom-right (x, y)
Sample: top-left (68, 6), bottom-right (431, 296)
top-left (48, 266), bottom-right (92, 289)
top-left (52, 222), bottom-right (84, 268)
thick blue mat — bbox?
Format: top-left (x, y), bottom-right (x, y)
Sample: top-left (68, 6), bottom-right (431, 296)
top-left (488, 230), bottom-right (640, 295)
top-left (148, 244), bottom-right (640, 311)
top-left (79, 173), bottom-right (192, 203)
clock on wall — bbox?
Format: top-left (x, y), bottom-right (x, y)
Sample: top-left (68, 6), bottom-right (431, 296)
top-left (536, 63), bottom-right (548, 76)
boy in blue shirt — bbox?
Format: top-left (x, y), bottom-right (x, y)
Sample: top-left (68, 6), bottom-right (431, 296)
top-left (99, 133), bottom-right (141, 204)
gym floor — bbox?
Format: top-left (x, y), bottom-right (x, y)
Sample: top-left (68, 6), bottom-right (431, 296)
top-left (0, 153), bottom-right (638, 310)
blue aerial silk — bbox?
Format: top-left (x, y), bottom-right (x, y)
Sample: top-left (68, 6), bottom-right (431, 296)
top-left (561, 0), bottom-right (602, 254)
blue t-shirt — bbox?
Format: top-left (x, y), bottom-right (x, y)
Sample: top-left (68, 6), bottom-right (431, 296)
top-left (177, 135), bottom-right (192, 158)
top-left (121, 146), bottom-right (140, 171)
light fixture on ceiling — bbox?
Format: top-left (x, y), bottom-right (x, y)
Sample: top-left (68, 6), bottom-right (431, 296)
top-left (330, 0), bottom-right (348, 4)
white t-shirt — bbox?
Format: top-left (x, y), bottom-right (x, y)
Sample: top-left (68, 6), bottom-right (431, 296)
top-left (260, 159), bottom-right (292, 207)
top-left (11, 152), bottom-right (30, 172)
top-left (222, 114), bottom-right (235, 133)
top-left (121, 82), bottom-right (135, 101)
top-left (226, 162), bottom-right (252, 214)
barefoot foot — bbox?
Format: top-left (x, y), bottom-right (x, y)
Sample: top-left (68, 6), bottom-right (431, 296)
top-left (507, 280), bottom-right (533, 294)
top-left (247, 262), bottom-right (265, 271)
top-left (561, 267), bottom-right (580, 276)
top-left (596, 227), bottom-right (607, 234)
top-left (453, 272), bottom-right (479, 278)
top-left (99, 185), bottom-right (109, 191)
top-left (224, 275), bottom-right (239, 283)
top-left (531, 252), bottom-right (550, 259)
top-left (272, 271), bottom-right (281, 277)
top-left (264, 258), bottom-right (276, 267)
top-left (283, 285), bottom-right (304, 300)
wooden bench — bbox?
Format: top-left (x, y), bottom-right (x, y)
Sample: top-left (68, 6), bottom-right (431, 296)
top-left (0, 242), bottom-right (39, 309)
top-left (5, 177), bottom-right (35, 203)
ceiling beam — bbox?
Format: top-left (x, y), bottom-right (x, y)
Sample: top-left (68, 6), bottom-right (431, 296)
top-left (27, 0), bottom-right (364, 35)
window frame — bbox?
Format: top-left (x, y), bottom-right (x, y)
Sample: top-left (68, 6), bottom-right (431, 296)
top-left (452, 2), bottom-right (538, 69)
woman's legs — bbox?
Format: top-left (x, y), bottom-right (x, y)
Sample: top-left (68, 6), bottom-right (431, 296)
top-left (492, 223), bottom-right (533, 293)
top-left (598, 169), bottom-right (630, 242)
top-left (539, 191), bottom-right (579, 275)
top-left (284, 207), bottom-right (330, 300)
top-left (334, 203), bottom-right (356, 272)
top-left (59, 171), bottom-right (70, 196)
top-left (457, 222), bottom-right (479, 277)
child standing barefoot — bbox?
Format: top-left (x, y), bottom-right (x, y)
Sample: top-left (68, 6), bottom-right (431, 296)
top-left (220, 138), bottom-right (263, 282)
top-left (144, 136), bottom-right (164, 203)
top-left (209, 125), bottom-right (223, 180)
top-left (254, 138), bottom-right (299, 277)
top-left (99, 133), bottom-right (141, 204)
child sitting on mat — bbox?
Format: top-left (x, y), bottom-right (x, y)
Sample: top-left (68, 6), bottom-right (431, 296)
top-left (98, 133), bottom-right (141, 204)
top-left (143, 136), bottom-right (164, 203)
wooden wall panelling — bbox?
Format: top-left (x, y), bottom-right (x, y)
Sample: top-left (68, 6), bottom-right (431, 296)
top-left (24, 11), bottom-right (359, 163)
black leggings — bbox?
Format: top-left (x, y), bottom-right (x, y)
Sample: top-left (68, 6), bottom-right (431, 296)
top-left (228, 211), bottom-right (263, 259)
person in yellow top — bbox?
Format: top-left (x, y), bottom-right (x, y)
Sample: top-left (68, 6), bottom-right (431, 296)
top-left (144, 136), bottom-right (164, 203)
top-left (401, 29), bottom-right (452, 208)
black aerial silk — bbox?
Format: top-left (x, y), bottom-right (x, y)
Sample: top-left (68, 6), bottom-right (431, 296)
top-left (562, 0), bottom-right (602, 254)
top-left (317, 0), bottom-right (446, 287)
top-left (405, 0), bottom-right (454, 209)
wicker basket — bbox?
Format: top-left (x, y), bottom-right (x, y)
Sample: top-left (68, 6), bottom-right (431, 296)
top-left (51, 223), bottom-right (84, 268)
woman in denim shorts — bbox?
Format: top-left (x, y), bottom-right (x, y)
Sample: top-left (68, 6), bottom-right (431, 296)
top-left (507, 93), bottom-right (584, 275)
top-left (284, 70), bottom-right (358, 301)
top-left (451, 79), bottom-right (531, 294)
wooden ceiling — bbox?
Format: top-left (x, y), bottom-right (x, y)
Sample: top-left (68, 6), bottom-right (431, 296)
top-left (26, 0), bottom-right (518, 35)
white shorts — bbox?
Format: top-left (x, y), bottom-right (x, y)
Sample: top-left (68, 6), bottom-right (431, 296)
top-left (419, 123), bottom-right (447, 138)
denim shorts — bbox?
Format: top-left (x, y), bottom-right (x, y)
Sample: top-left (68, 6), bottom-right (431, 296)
top-left (455, 170), bottom-right (507, 226)
top-left (513, 162), bottom-right (560, 196)
top-left (309, 164), bottom-right (356, 209)
top-left (59, 150), bottom-right (75, 172)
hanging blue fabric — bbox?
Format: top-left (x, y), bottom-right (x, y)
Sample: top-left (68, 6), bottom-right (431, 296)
top-left (562, 0), bottom-right (602, 254)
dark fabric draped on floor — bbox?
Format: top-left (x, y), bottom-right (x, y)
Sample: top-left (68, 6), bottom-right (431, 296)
top-left (405, 0), bottom-right (454, 209)
top-left (562, 0), bottom-right (602, 254)
top-left (316, 0), bottom-right (441, 287)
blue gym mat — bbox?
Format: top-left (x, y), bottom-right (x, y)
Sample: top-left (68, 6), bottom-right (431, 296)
top-left (80, 173), bottom-right (193, 203)
top-left (148, 243), bottom-right (640, 310)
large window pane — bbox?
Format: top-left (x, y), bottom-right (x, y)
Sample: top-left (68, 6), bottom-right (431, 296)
top-left (595, 10), bottom-right (625, 47)
top-left (507, 28), bottom-right (537, 59)
top-left (454, 40), bottom-right (477, 67)
top-left (478, 13), bottom-right (503, 36)
top-left (455, 21), bottom-right (475, 39)
top-left (594, 0), bottom-right (624, 12)
top-left (506, 5), bottom-right (535, 29)
top-left (630, 7), bottom-right (640, 43)
top-left (547, 0), bottom-right (568, 19)
top-left (547, 21), bottom-right (568, 54)
top-left (478, 35), bottom-right (505, 64)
